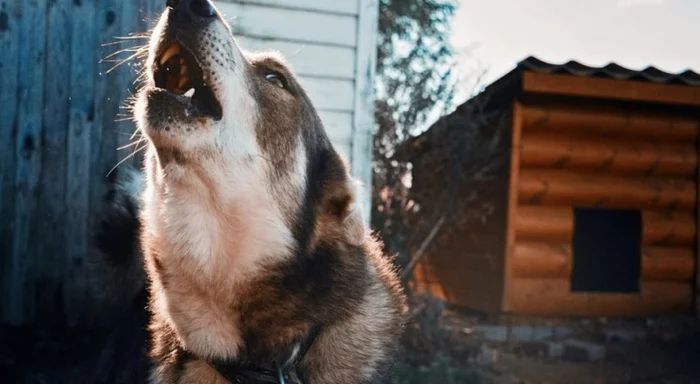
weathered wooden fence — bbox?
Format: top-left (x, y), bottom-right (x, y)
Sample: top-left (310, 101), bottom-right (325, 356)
top-left (0, 0), bottom-right (161, 326)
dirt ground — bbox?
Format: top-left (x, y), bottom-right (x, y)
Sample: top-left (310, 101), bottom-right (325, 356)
top-left (487, 334), bottom-right (700, 384)
top-left (3, 296), bottom-right (700, 384)
top-left (0, 324), bottom-right (105, 383)
top-left (441, 311), bottom-right (700, 384)
top-left (394, 293), bottom-right (700, 384)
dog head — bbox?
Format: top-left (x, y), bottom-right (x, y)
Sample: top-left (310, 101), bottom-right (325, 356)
top-left (134, 0), bottom-right (365, 260)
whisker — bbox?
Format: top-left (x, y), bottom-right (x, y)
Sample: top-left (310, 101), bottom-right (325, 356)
top-left (101, 47), bottom-right (146, 61)
top-left (102, 50), bottom-right (148, 64)
top-left (113, 34), bottom-right (150, 40)
top-left (130, 128), bottom-right (142, 141)
top-left (105, 50), bottom-right (148, 73)
top-left (101, 37), bottom-right (149, 48)
top-left (115, 130), bottom-right (142, 136)
top-left (289, 46), bottom-right (305, 59)
top-left (102, 40), bottom-right (134, 47)
top-left (130, 141), bottom-right (148, 158)
top-left (134, 70), bottom-right (150, 85)
top-left (117, 139), bottom-right (146, 151)
top-left (107, 144), bottom-right (148, 177)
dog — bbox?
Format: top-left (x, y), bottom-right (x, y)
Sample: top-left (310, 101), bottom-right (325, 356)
top-left (89, 0), bottom-right (407, 383)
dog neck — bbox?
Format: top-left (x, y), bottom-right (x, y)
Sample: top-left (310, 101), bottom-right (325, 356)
top-left (142, 148), bottom-right (297, 279)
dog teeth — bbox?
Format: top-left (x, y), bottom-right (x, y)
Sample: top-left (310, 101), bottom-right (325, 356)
top-left (159, 44), bottom-right (180, 65)
top-left (184, 88), bottom-right (195, 97)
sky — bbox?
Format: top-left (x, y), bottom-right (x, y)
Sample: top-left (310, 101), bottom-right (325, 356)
top-left (449, 0), bottom-right (700, 99)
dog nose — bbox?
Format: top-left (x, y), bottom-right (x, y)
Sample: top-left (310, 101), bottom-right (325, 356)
top-left (189, 0), bottom-right (216, 18)
top-left (166, 0), bottom-right (216, 18)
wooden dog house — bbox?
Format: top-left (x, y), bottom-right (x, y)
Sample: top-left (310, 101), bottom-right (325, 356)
top-left (404, 57), bottom-right (700, 317)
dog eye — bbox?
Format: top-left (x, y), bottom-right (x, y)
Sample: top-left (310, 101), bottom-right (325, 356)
top-left (265, 73), bottom-right (285, 89)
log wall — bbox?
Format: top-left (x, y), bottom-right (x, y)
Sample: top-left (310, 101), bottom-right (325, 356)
top-left (504, 103), bottom-right (699, 316)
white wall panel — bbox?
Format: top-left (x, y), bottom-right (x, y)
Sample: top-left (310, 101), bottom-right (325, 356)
top-left (299, 77), bottom-right (355, 112)
top-left (236, 37), bottom-right (355, 79)
top-left (217, 3), bottom-right (357, 47)
top-left (216, 0), bottom-right (378, 220)
top-left (220, 0), bottom-right (359, 15)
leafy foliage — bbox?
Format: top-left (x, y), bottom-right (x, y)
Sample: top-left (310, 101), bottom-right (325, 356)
top-left (372, 0), bottom-right (459, 269)
top-left (376, 0), bottom-right (459, 136)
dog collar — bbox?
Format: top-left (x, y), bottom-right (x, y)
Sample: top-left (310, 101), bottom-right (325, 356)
top-left (210, 360), bottom-right (302, 384)
top-left (208, 325), bottom-right (321, 384)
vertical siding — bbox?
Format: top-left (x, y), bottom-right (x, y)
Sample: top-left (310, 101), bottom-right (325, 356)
top-left (9, 0), bottom-right (48, 325)
top-left (92, 0), bottom-right (123, 223)
top-left (0, 0), bottom-right (160, 325)
top-left (37, 0), bottom-right (71, 322)
top-left (0, 0), bottom-right (21, 323)
top-left (64, 0), bottom-right (97, 327)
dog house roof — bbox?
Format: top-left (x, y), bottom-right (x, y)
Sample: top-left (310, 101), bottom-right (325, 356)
top-left (515, 56), bottom-right (700, 86)
top-left (397, 57), bottom-right (700, 158)
top-left (476, 56), bottom-right (700, 109)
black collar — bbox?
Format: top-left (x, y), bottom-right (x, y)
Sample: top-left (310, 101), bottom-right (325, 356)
top-left (210, 360), bottom-right (299, 384)
top-left (208, 325), bottom-right (321, 384)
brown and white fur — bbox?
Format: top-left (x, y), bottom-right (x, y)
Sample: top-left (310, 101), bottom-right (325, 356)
top-left (90, 0), bottom-right (406, 383)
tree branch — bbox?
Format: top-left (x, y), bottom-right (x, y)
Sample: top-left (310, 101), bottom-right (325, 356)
top-left (401, 214), bottom-right (446, 282)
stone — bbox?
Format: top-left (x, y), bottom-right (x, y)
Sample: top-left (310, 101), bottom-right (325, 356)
top-left (552, 326), bottom-right (574, 340)
top-left (602, 328), bottom-right (645, 343)
top-left (472, 324), bottom-right (574, 342)
top-left (547, 342), bottom-right (565, 359)
top-left (561, 340), bottom-right (606, 362)
top-left (475, 344), bottom-right (499, 366)
top-left (510, 326), bottom-right (553, 342)
top-left (513, 341), bottom-right (549, 358)
top-left (472, 325), bottom-right (508, 342)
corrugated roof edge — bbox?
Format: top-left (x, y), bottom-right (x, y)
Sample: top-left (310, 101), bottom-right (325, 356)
top-left (517, 56), bottom-right (700, 86)
top-left (397, 56), bottom-right (700, 153)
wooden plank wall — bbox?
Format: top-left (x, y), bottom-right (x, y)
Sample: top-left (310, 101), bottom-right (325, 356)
top-left (504, 102), bottom-right (699, 317)
top-left (9, 0), bottom-right (49, 325)
top-left (0, 0), bottom-right (160, 325)
top-left (0, 0), bottom-right (20, 324)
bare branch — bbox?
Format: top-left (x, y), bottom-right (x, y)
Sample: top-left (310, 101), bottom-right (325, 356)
top-left (401, 214), bottom-right (446, 282)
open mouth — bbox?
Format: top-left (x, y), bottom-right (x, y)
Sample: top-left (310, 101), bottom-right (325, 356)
top-left (153, 42), bottom-right (223, 120)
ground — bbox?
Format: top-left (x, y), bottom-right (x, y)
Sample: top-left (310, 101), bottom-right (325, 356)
top-left (396, 294), bottom-right (700, 384)
top-left (3, 295), bottom-right (700, 383)
top-left (0, 325), bottom-right (105, 383)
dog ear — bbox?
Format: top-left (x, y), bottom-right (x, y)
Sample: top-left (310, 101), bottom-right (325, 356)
top-left (322, 176), bottom-right (366, 246)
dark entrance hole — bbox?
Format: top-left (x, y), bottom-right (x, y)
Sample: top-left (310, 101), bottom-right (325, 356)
top-left (571, 207), bottom-right (642, 293)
